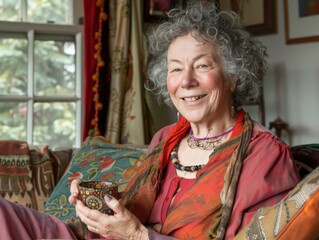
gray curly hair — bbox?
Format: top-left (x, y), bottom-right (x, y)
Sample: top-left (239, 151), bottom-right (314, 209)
top-left (145, 0), bottom-right (268, 108)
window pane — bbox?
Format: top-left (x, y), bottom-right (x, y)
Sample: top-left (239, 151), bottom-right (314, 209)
top-left (28, 0), bottom-right (70, 24)
top-left (0, 37), bottom-right (28, 95)
top-left (33, 102), bottom-right (75, 148)
top-left (0, 0), bottom-right (20, 22)
top-left (34, 40), bottom-right (76, 96)
top-left (0, 102), bottom-right (27, 141)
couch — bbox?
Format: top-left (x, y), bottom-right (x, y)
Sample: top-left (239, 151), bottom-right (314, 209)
top-left (0, 140), bottom-right (75, 213)
top-left (0, 137), bottom-right (318, 239)
top-left (0, 137), bottom-right (148, 239)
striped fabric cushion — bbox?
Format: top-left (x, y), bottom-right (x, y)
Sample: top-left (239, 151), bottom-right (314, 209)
top-left (235, 167), bottom-right (319, 240)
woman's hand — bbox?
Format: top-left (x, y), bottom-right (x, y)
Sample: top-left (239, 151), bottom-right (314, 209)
top-left (68, 179), bottom-right (82, 205)
top-left (75, 194), bottom-right (149, 240)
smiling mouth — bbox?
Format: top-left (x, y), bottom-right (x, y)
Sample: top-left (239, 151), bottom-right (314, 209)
top-left (182, 95), bottom-right (206, 102)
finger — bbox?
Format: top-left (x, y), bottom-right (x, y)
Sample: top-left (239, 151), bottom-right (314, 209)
top-left (69, 179), bottom-right (82, 204)
top-left (77, 209), bottom-right (108, 235)
top-left (70, 178), bottom-right (82, 194)
top-left (76, 200), bottom-right (104, 225)
top-left (68, 192), bottom-right (79, 205)
top-left (76, 199), bottom-right (92, 217)
top-left (87, 223), bottom-right (100, 234)
top-left (104, 194), bottom-right (123, 215)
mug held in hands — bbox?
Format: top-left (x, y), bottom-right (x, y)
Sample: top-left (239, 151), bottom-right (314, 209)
top-left (78, 181), bottom-right (118, 215)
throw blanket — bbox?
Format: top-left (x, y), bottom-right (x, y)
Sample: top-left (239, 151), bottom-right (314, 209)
top-left (0, 140), bottom-right (33, 197)
top-left (123, 110), bottom-right (252, 239)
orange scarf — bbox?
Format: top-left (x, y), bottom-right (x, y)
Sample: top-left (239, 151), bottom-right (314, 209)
top-left (123, 110), bottom-right (252, 239)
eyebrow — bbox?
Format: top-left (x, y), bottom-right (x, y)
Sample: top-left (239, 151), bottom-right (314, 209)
top-left (168, 53), bottom-right (210, 64)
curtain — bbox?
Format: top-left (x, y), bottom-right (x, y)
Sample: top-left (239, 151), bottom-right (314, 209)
top-left (105, 0), bottom-right (148, 144)
top-left (82, 0), bottom-right (109, 140)
top-left (83, 0), bottom-right (149, 144)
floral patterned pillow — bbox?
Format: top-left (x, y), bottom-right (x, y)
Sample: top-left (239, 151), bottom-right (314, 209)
top-left (45, 136), bottom-right (147, 239)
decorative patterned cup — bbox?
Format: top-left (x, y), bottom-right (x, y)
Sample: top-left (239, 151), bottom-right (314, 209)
top-left (78, 181), bottom-right (118, 215)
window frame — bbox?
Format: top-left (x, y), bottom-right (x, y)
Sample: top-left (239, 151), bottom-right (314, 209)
top-left (0, 19), bottom-right (84, 148)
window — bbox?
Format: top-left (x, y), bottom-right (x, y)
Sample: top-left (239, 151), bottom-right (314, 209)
top-left (0, 0), bottom-right (83, 148)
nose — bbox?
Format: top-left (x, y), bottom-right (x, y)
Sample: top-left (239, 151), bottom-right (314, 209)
top-left (181, 68), bottom-right (198, 88)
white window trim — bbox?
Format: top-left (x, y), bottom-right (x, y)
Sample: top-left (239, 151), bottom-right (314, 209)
top-left (0, 20), bottom-right (84, 148)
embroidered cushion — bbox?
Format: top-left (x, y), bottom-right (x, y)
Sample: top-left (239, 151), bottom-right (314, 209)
top-left (0, 140), bottom-right (34, 208)
top-left (234, 167), bottom-right (319, 239)
top-left (44, 136), bottom-right (147, 239)
top-left (30, 147), bottom-right (73, 212)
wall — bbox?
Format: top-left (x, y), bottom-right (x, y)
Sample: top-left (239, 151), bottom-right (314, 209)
top-left (256, 0), bottom-right (319, 146)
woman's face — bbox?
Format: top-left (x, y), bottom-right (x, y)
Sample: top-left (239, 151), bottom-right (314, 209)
top-left (167, 33), bottom-right (235, 124)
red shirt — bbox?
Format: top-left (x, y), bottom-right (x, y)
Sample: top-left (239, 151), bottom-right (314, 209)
top-left (148, 161), bottom-right (195, 224)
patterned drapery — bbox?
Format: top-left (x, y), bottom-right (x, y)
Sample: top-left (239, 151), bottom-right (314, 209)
top-left (105, 0), bottom-right (148, 144)
top-left (83, 0), bottom-right (149, 144)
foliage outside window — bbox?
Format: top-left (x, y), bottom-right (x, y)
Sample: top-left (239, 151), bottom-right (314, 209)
top-left (0, 0), bottom-right (83, 148)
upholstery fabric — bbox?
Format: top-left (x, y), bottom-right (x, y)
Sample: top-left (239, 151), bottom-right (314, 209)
top-left (0, 140), bottom-right (33, 208)
top-left (44, 136), bottom-right (147, 239)
top-left (234, 167), bottom-right (319, 240)
top-left (0, 140), bottom-right (73, 212)
top-left (30, 147), bottom-right (73, 212)
top-left (291, 143), bottom-right (319, 178)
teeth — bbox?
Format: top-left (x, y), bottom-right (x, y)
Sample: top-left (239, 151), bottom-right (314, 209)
top-left (184, 96), bottom-right (201, 102)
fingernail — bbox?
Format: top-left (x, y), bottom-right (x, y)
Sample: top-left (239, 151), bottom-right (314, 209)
top-left (72, 192), bottom-right (78, 197)
top-left (105, 194), bottom-right (113, 202)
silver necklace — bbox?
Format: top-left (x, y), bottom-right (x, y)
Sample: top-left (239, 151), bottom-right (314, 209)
top-left (187, 127), bottom-right (234, 151)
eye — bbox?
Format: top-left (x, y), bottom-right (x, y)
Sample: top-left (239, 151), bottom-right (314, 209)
top-left (170, 68), bottom-right (182, 73)
top-left (195, 64), bottom-right (210, 71)
top-left (197, 64), bottom-right (208, 69)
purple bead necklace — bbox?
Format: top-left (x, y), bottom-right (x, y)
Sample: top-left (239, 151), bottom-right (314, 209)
top-left (189, 127), bottom-right (234, 141)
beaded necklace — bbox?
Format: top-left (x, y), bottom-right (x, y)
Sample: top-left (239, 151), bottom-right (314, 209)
top-left (172, 127), bottom-right (235, 172)
top-left (189, 127), bottom-right (234, 141)
top-left (171, 144), bottom-right (205, 172)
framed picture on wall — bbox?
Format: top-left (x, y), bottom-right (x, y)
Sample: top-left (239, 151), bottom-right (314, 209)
top-left (218, 0), bottom-right (277, 36)
top-left (144, 0), bottom-right (185, 22)
top-left (284, 0), bottom-right (319, 44)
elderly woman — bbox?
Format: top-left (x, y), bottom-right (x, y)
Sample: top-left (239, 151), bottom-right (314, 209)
top-left (69, 1), bottom-right (299, 239)
top-left (0, 1), bottom-right (299, 239)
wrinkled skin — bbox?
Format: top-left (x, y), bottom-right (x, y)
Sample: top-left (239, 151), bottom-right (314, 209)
top-left (69, 179), bottom-right (148, 240)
